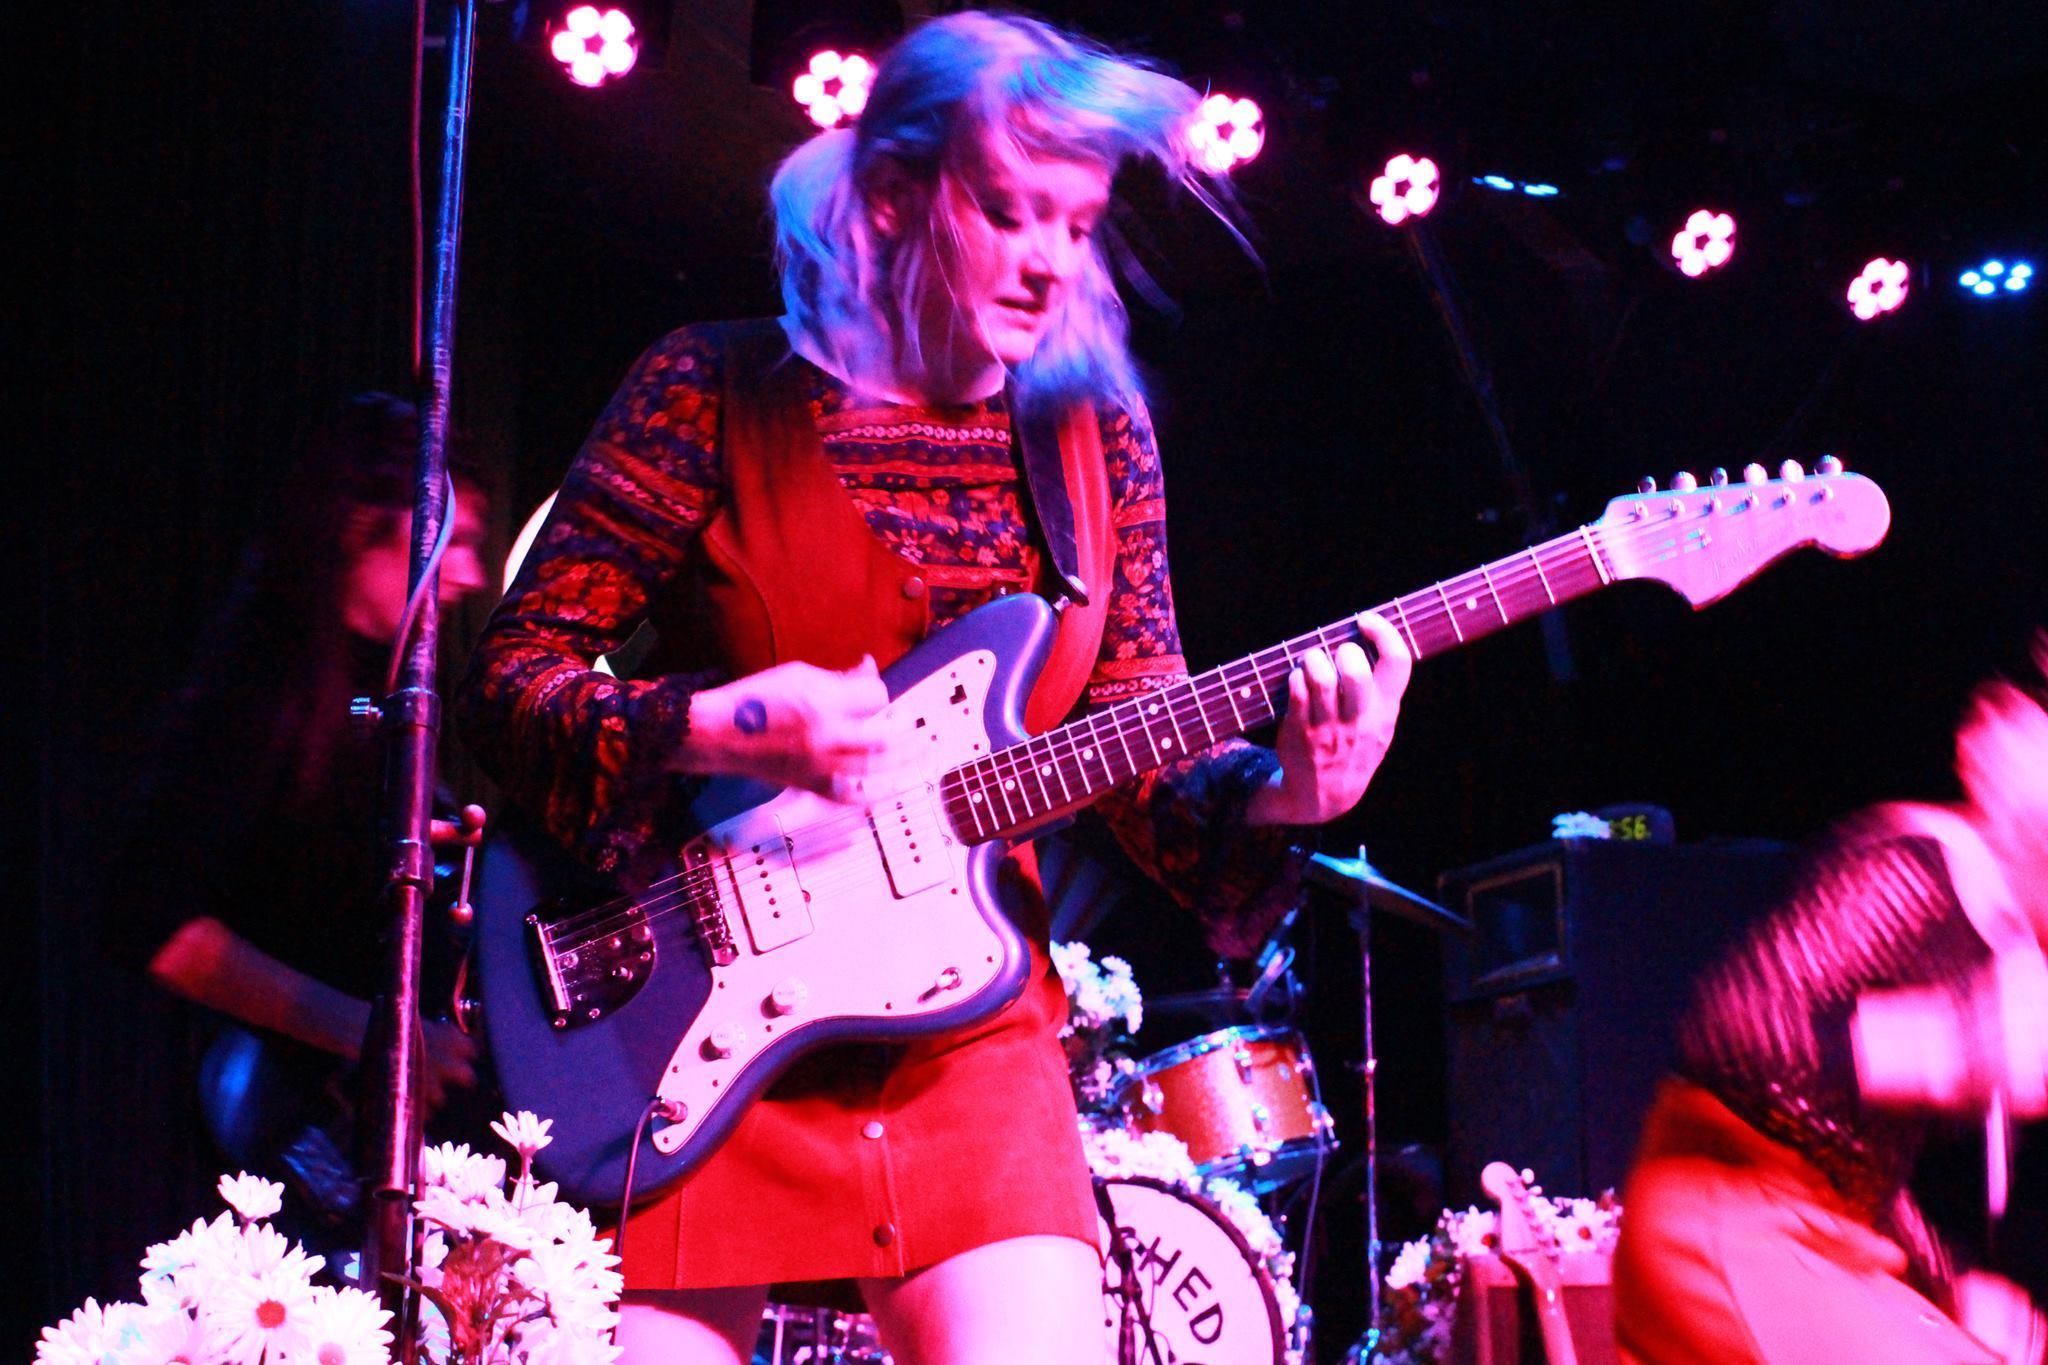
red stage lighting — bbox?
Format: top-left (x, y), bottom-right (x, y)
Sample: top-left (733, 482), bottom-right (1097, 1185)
top-left (792, 49), bottom-right (875, 128)
top-left (1368, 154), bottom-right (1440, 226)
top-left (1847, 257), bottom-right (1910, 321)
top-left (548, 5), bottom-right (638, 88)
top-left (1188, 94), bottom-right (1265, 175)
top-left (1671, 209), bottom-right (1736, 278)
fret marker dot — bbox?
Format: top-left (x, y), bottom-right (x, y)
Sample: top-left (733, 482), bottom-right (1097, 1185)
top-left (1082, 748), bottom-right (1095, 760)
top-left (1003, 780), bottom-right (1016, 791)
top-left (970, 792), bottom-right (983, 803)
top-left (1160, 737), bottom-right (1175, 750)
top-left (1039, 763), bottom-right (1052, 777)
top-left (1465, 596), bottom-right (1478, 610)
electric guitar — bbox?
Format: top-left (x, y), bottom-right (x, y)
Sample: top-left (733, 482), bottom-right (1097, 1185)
top-left (1480, 1161), bottom-right (1579, 1365)
top-left (477, 463), bottom-right (1890, 1206)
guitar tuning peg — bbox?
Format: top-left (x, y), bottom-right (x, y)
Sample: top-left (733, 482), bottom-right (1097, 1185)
top-left (1672, 471), bottom-right (1699, 492)
top-left (1817, 453), bottom-right (1844, 476)
top-left (1779, 459), bottom-right (1806, 482)
top-left (1637, 475), bottom-right (1657, 494)
top-left (1743, 462), bottom-right (1768, 486)
top-left (1710, 467), bottom-right (1729, 487)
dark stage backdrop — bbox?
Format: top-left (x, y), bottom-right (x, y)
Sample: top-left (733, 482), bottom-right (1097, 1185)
top-left (32, 0), bottom-right (2046, 1357)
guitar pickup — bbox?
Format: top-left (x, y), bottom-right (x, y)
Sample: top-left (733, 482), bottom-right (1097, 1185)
top-left (724, 831), bottom-right (813, 953)
top-left (873, 792), bottom-right (949, 896)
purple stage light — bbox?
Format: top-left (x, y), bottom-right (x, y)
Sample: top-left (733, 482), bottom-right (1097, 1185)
top-left (792, 49), bottom-right (875, 129)
top-left (1847, 257), bottom-right (1910, 321)
top-left (1671, 209), bottom-right (1736, 278)
top-left (1368, 153), bottom-right (1440, 226)
top-left (549, 5), bottom-right (638, 88)
top-left (1188, 94), bottom-right (1265, 175)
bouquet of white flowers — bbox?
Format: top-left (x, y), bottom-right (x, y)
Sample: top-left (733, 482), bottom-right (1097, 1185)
top-left (1051, 940), bottom-right (1145, 1112)
top-left (37, 1111), bottom-right (622, 1365)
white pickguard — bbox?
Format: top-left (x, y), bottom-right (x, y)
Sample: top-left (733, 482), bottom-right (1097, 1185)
top-left (650, 649), bottom-right (1012, 1153)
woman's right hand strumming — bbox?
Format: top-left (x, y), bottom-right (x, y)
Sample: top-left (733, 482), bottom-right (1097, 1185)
top-left (680, 656), bottom-right (919, 804)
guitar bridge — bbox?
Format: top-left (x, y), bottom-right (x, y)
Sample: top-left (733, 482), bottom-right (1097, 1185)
top-left (530, 902), bottom-right (658, 1029)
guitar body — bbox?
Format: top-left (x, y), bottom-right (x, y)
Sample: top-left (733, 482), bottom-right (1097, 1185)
top-left (476, 592), bottom-right (1060, 1208)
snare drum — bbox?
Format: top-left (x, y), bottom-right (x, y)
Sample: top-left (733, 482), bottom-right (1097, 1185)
top-left (1115, 1025), bottom-right (1334, 1191)
top-left (1096, 1176), bottom-right (1285, 1365)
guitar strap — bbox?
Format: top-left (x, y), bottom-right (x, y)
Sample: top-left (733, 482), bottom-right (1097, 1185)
top-left (1018, 403), bottom-right (1113, 736)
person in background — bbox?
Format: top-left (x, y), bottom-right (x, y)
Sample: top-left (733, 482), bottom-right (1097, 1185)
top-left (1614, 639), bottom-right (2048, 1365)
top-left (115, 393), bottom-right (495, 1245)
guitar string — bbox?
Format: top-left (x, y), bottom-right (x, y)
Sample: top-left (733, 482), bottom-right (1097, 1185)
top-left (539, 490), bottom-right (1835, 954)
top-left (543, 520), bottom-right (1619, 950)
top-left (539, 507), bottom-right (1675, 951)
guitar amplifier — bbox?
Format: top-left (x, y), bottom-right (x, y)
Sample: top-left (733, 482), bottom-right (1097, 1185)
top-left (1439, 838), bottom-right (1798, 1204)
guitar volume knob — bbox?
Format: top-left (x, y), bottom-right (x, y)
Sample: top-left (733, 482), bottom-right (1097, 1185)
top-left (768, 978), bottom-right (810, 1015)
top-left (706, 1022), bottom-right (747, 1059)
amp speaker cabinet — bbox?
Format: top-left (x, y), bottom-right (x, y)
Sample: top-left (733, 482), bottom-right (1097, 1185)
top-left (1439, 838), bottom-right (1798, 1205)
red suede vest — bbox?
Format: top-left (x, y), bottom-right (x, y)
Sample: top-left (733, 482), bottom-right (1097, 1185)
top-left (642, 318), bottom-right (1111, 733)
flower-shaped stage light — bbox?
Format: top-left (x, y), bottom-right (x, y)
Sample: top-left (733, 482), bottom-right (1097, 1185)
top-left (1369, 153), bottom-right (1441, 226)
top-left (1671, 209), bottom-right (1736, 278)
top-left (1847, 257), bottom-right (1911, 321)
top-left (549, 6), bottom-right (638, 87)
top-left (793, 49), bottom-right (874, 128)
top-left (1188, 94), bottom-right (1265, 175)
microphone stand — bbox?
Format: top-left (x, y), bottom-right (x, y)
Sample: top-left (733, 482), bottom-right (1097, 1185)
top-left (360, 3), bottom-right (478, 1357)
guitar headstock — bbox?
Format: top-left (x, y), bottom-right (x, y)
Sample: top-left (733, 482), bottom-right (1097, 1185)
top-left (1480, 1161), bottom-right (1556, 1262)
top-left (1596, 457), bottom-right (1890, 608)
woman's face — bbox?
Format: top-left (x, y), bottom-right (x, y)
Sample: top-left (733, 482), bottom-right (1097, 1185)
top-left (918, 135), bottom-right (1111, 382)
top-left (340, 484), bottom-right (491, 643)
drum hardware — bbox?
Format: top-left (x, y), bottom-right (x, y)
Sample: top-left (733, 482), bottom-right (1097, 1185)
top-left (1305, 849), bottom-right (1468, 1363)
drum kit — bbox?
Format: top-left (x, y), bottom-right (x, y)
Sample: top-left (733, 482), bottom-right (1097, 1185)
top-left (753, 851), bottom-right (1469, 1365)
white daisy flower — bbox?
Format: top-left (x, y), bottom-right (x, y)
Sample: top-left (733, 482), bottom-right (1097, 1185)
top-left (490, 1111), bottom-right (555, 1159)
top-left (1445, 1207), bottom-right (1500, 1260)
top-left (123, 1299), bottom-right (212, 1365)
top-left (464, 1197), bottom-right (543, 1254)
top-left (415, 1185), bottom-right (485, 1238)
top-left (36, 1298), bottom-right (133, 1365)
top-left (515, 1242), bottom-right (624, 1331)
top-left (202, 1263), bottom-right (317, 1365)
top-left (292, 1285), bottom-right (394, 1365)
top-left (420, 1142), bottom-right (508, 1202)
top-left (218, 1172), bottom-right (286, 1223)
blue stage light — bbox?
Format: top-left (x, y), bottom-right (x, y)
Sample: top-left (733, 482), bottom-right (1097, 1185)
top-left (1520, 182), bottom-right (1560, 197)
top-left (1959, 258), bottom-right (2034, 298)
top-left (1476, 174), bottom-right (1515, 191)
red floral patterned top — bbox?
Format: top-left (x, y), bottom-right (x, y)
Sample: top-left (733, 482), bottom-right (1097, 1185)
top-left (458, 323), bottom-right (1303, 955)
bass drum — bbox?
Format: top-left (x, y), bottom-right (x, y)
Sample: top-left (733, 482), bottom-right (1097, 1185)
top-left (1096, 1176), bottom-right (1285, 1365)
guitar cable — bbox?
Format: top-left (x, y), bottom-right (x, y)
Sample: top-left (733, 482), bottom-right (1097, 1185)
top-left (614, 1097), bottom-right (680, 1272)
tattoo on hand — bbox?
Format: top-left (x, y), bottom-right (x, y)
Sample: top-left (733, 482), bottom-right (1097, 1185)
top-left (734, 698), bottom-right (768, 735)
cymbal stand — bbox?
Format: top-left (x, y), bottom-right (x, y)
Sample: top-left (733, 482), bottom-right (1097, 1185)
top-left (1306, 850), bottom-right (1471, 1363)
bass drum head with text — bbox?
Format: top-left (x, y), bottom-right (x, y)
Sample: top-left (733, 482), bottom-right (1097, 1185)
top-left (1096, 1176), bottom-right (1283, 1365)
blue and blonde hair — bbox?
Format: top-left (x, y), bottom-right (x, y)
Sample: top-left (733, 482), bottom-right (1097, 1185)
top-left (770, 11), bottom-right (1221, 417)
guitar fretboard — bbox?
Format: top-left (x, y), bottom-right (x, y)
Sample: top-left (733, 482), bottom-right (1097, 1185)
top-left (940, 521), bottom-right (1617, 843)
